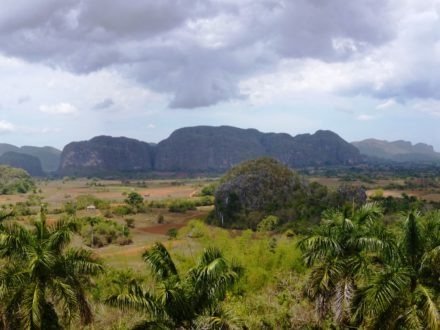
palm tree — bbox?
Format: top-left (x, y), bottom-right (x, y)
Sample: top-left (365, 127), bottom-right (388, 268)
top-left (298, 203), bottom-right (391, 326)
top-left (0, 206), bottom-right (103, 329)
top-left (352, 211), bottom-right (440, 329)
top-left (106, 242), bottom-right (243, 329)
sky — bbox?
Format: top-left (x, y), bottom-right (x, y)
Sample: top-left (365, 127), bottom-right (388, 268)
top-left (1, 0), bottom-right (440, 150)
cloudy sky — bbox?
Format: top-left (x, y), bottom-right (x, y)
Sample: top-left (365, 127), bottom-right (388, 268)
top-left (1, 0), bottom-right (440, 149)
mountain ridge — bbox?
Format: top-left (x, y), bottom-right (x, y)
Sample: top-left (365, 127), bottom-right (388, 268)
top-left (58, 126), bottom-right (362, 176)
top-left (352, 138), bottom-right (440, 162)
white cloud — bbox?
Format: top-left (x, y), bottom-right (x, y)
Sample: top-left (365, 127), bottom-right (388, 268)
top-left (0, 120), bottom-right (16, 133)
top-left (356, 114), bottom-right (376, 121)
top-left (412, 99), bottom-right (440, 117)
top-left (147, 124), bottom-right (156, 129)
top-left (376, 99), bottom-right (396, 109)
top-left (39, 102), bottom-right (78, 114)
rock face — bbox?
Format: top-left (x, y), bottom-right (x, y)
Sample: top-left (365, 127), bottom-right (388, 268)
top-left (154, 126), bottom-right (266, 172)
top-left (0, 151), bottom-right (45, 176)
top-left (58, 136), bottom-right (154, 176)
top-left (57, 127), bottom-right (363, 176)
top-left (154, 126), bottom-right (362, 172)
top-left (352, 139), bottom-right (440, 162)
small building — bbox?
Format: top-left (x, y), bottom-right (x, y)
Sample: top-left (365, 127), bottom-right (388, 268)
top-left (86, 205), bottom-right (96, 211)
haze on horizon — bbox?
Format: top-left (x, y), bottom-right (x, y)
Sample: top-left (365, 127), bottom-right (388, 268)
top-left (1, 0), bottom-right (440, 150)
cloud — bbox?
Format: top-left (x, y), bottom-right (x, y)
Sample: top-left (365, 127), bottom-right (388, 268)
top-left (0, 0), bottom-right (395, 108)
top-left (356, 114), bottom-right (376, 121)
top-left (376, 99), bottom-right (396, 110)
top-left (39, 102), bottom-right (77, 114)
top-left (0, 120), bottom-right (16, 133)
top-left (93, 98), bottom-right (114, 110)
top-left (147, 123), bottom-right (155, 129)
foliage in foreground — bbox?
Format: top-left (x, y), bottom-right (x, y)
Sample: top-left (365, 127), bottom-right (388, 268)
top-left (106, 242), bottom-right (243, 329)
top-left (0, 207), bottom-right (103, 329)
top-left (300, 204), bottom-right (440, 329)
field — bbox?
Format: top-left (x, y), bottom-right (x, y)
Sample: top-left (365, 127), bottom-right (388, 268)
top-left (1, 175), bottom-right (436, 268)
top-left (2, 174), bottom-right (440, 328)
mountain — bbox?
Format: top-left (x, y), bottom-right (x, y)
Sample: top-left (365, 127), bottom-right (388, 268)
top-left (0, 143), bottom-right (20, 155)
top-left (154, 126), bottom-right (266, 172)
top-left (352, 139), bottom-right (440, 162)
top-left (57, 126), bottom-right (362, 176)
top-left (153, 126), bottom-right (362, 172)
top-left (58, 136), bottom-right (154, 176)
top-left (0, 152), bottom-right (45, 176)
top-left (0, 143), bottom-right (61, 173)
top-left (19, 146), bottom-right (61, 172)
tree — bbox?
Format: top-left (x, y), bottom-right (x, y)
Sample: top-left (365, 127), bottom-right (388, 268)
top-left (298, 203), bottom-right (391, 327)
top-left (106, 242), bottom-right (243, 329)
top-left (125, 192), bottom-right (144, 209)
top-left (0, 206), bottom-right (103, 329)
top-left (86, 216), bottom-right (101, 248)
top-left (352, 211), bottom-right (440, 329)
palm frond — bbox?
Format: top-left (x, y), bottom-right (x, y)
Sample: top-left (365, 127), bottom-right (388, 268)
top-left (63, 248), bottom-right (103, 276)
top-left (416, 284), bottom-right (440, 330)
top-left (298, 235), bottom-right (342, 266)
top-left (403, 211), bottom-right (423, 268)
top-left (354, 202), bottom-right (383, 224)
top-left (353, 267), bottom-right (411, 322)
top-left (142, 242), bottom-right (178, 281)
top-left (47, 219), bottom-right (78, 252)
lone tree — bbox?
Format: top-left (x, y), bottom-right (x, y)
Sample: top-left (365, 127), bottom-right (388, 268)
top-left (125, 191), bottom-right (144, 210)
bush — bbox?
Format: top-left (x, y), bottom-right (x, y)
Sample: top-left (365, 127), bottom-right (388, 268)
top-left (76, 195), bottom-right (110, 210)
top-left (168, 199), bottom-right (197, 213)
top-left (80, 216), bottom-right (131, 248)
top-left (157, 214), bottom-right (165, 224)
top-left (167, 228), bottom-right (178, 239)
top-left (124, 218), bottom-right (135, 228)
top-left (112, 205), bottom-right (133, 216)
top-left (257, 215), bottom-right (279, 232)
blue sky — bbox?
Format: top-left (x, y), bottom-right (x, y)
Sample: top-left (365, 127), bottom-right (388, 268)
top-left (1, 0), bottom-right (440, 150)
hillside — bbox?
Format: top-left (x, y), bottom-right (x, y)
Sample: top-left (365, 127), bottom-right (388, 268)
top-left (0, 151), bottom-right (45, 176)
top-left (58, 126), bottom-right (362, 176)
top-left (58, 136), bottom-right (154, 176)
top-left (0, 165), bottom-right (36, 194)
top-left (0, 143), bottom-right (61, 173)
top-left (154, 126), bottom-right (362, 172)
top-left (352, 138), bottom-right (440, 162)
top-left (20, 146), bottom-right (61, 172)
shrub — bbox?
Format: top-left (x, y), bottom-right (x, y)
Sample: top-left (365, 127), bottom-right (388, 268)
top-left (167, 228), bottom-right (178, 239)
top-left (257, 215), bottom-right (279, 232)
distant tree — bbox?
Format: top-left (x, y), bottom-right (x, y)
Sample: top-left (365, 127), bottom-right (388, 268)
top-left (125, 192), bottom-right (144, 212)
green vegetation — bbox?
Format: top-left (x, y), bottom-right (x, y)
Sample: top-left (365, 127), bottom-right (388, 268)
top-left (106, 242), bottom-right (243, 329)
top-left (80, 216), bottom-right (131, 248)
top-left (0, 169), bottom-right (438, 329)
top-left (0, 165), bottom-right (35, 195)
top-left (0, 207), bottom-right (103, 328)
top-left (299, 205), bottom-right (440, 329)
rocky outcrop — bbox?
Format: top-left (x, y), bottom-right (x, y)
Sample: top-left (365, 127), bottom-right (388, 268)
top-left (58, 136), bottom-right (154, 176)
top-left (154, 126), bottom-right (362, 172)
